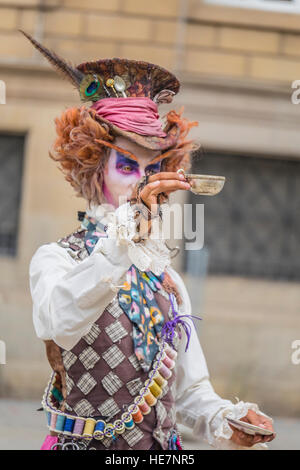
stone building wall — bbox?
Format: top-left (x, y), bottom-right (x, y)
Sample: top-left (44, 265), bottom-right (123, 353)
top-left (0, 0), bottom-right (299, 417)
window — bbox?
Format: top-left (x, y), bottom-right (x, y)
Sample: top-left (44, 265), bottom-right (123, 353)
top-left (0, 134), bottom-right (25, 257)
top-left (204, 0), bottom-right (300, 13)
top-left (185, 151), bottom-right (300, 280)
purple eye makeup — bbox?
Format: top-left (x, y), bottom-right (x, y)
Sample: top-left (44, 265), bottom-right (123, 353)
top-left (145, 162), bottom-right (161, 175)
top-left (115, 151), bottom-right (162, 176)
top-left (115, 152), bottom-right (139, 175)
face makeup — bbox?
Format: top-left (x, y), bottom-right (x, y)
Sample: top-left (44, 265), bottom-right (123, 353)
top-left (102, 137), bottom-right (162, 207)
top-left (115, 152), bottom-right (161, 177)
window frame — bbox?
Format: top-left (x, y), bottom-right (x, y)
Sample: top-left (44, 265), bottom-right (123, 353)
top-left (0, 132), bottom-right (25, 258)
top-left (185, 149), bottom-right (300, 281)
top-left (204, 0), bottom-right (300, 14)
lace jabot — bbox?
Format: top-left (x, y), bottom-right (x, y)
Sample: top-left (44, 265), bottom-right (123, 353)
top-left (83, 201), bottom-right (171, 276)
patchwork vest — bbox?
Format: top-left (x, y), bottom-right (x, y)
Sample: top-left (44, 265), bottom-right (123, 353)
top-left (49, 226), bottom-right (181, 450)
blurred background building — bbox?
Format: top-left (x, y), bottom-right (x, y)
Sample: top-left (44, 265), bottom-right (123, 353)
top-left (0, 0), bottom-right (300, 446)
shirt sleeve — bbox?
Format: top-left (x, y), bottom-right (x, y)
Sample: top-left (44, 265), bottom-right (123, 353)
top-left (167, 266), bottom-right (271, 450)
top-left (29, 238), bottom-right (132, 351)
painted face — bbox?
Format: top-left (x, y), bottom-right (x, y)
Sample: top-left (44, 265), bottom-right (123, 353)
top-left (102, 137), bottom-right (162, 207)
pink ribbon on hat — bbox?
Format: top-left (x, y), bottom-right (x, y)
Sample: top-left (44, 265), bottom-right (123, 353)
top-left (91, 97), bottom-right (167, 138)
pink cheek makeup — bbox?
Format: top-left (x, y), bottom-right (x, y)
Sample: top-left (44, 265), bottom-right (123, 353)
top-left (102, 181), bottom-right (116, 206)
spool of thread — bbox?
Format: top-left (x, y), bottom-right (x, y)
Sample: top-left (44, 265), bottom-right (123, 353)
top-left (148, 379), bottom-right (162, 398)
top-left (45, 410), bottom-right (51, 427)
top-left (152, 370), bottom-right (167, 388)
top-left (144, 377), bottom-right (161, 397)
top-left (105, 423), bottom-right (115, 437)
top-left (158, 342), bottom-right (168, 353)
top-left (128, 404), bottom-right (143, 424)
top-left (49, 412), bottom-right (58, 431)
top-left (161, 351), bottom-right (175, 370)
top-left (165, 344), bottom-right (178, 360)
top-left (121, 412), bottom-right (135, 430)
top-left (63, 416), bottom-right (75, 436)
top-left (114, 419), bottom-right (125, 434)
top-left (155, 349), bottom-right (164, 363)
top-left (55, 413), bottom-right (66, 432)
top-left (52, 386), bottom-right (63, 403)
top-left (94, 420), bottom-right (105, 440)
top-left (83, 418), bottom-right (96, 440)
top-left (134, 396), bottom-right (151, 415)
top-left (141, 387), bottom-right (157, 407)
top-left (155, 360), bottom-right (172, 380)
top-left (73, 417), bottom-right (85, 437)
top-left (144, 378), bottom-right (151, 388)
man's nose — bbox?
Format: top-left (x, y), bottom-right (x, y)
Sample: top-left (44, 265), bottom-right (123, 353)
top-left (131, 170), bottom-right (144, 184)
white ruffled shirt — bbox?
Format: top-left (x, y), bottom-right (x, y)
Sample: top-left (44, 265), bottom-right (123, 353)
top-left (29, 201), bottom-right (270, 450)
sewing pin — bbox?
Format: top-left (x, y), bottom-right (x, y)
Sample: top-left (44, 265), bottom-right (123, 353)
top-left (106, 78), bottom-right (118, 97)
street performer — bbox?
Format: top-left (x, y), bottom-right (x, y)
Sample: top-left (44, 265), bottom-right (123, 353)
top-left (22, 30), bottom-right (275, 450)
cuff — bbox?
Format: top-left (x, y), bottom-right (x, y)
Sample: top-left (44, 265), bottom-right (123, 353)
top-left (211, 400), bottom-right (272, 450)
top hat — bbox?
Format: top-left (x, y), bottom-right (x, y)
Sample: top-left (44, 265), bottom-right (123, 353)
top-left (20, 30), bottom-right (181, 151)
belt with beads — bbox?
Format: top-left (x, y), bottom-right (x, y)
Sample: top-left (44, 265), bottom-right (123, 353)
top-left (42, 338), bottom-right (177, 441)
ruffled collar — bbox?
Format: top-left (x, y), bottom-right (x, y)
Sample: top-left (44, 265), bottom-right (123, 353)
top-left (84, 202), bottom-right (116, 224)
top-left (80, 200), bottom-right (172, 276)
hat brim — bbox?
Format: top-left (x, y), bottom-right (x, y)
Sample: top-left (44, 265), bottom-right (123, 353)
top-left (93, 113), bottom-right (180, 151)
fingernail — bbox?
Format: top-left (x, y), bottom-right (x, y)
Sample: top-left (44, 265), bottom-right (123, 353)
top-left (153, 181), bottom-right (160, 186)
top-left (179, 174), bottom-right (185, 180)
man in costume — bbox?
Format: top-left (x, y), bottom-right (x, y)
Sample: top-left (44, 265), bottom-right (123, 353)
top-left (23, 30), bottom-right (275, 450)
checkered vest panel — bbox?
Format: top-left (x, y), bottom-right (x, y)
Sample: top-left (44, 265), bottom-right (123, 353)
top-left (55, 227), bottom-right (179, 450)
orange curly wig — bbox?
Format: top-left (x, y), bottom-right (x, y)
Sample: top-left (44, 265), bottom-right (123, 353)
top-left (49, 105), bottom-right (198, 206)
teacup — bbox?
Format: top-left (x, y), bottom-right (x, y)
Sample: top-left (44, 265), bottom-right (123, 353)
top-left (177, 169), bottom-right (225, 196)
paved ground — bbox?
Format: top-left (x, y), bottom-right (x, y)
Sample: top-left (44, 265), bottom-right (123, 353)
top-left (0, 399), bottom-right (299, 450)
